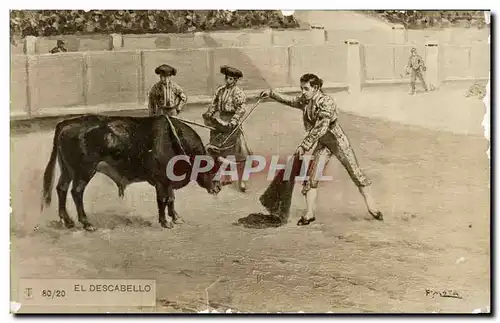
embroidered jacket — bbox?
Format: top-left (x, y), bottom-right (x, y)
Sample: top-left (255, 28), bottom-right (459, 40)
top-left (269, 90), bottom-right (338, 151)
top-left (148, 80), bottom-right (187, 116)
top-left (204, 85), bottom-right (247, 125)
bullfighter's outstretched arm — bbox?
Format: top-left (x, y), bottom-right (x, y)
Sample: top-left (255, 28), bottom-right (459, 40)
top-left (269, 90), bottom-right (303, 110)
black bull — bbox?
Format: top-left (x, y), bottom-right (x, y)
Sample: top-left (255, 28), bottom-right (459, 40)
top-left (41, 114), bottom-right (233, 231)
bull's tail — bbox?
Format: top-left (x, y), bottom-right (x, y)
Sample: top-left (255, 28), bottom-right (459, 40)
top-left (41, 124), bottom-right (61, 211)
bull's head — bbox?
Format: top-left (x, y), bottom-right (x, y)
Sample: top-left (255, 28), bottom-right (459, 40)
top-left (194, 152), bottom-right (237, 196)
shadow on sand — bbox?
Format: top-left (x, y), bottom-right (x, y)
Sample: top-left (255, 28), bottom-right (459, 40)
top-left (45, 212), bottom-right (154, 231)
top-left (234, 212), bottom-right (286, 229)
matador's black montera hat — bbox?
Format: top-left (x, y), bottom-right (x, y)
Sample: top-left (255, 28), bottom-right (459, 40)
top-left (220, 65), bottom-right (243, 78)
top-left (155, 64), bottom-right (177, 76)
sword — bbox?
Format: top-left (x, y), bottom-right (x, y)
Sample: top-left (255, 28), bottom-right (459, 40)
top-left (169, 115), bottom-right (216, 131)
top-left (219, 98), bottom-right (262, 147)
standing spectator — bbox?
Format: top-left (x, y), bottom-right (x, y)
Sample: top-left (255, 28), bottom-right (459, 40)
top-left (49, 39), bottom-right (67, 53)
top-left (405, 48), bottom-right (428, 95)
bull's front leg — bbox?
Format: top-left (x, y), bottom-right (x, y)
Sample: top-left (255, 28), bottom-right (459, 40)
top-left (155, 182), bottom-right (174, 229)
top-left (166, 186), bottom-right (183, 224)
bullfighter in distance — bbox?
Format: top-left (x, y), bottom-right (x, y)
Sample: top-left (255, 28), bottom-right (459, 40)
top-left (406, 47), bottom-right (429, 95)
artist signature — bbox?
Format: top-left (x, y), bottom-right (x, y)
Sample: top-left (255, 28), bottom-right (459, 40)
top-left (425, 289), bottom-right (463, 299)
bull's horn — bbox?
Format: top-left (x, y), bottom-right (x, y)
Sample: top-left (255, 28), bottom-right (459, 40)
top-left (217, 156), bottom-right (237, 165)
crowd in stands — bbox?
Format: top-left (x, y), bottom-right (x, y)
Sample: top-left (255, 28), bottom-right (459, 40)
top-left (373, 10), bottom-right (487, 29)
top-left (10, 10), bottom-right (299, 39)
top-left (10, 10), bottom-right (488, 41)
